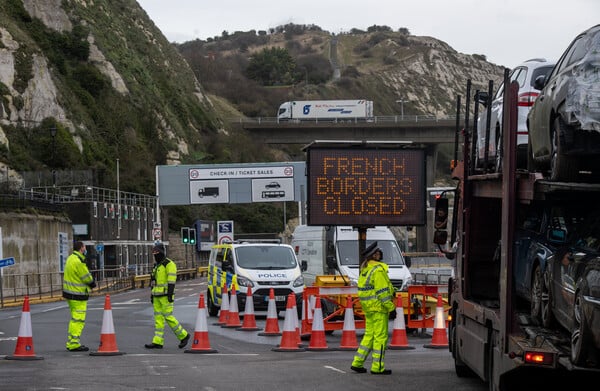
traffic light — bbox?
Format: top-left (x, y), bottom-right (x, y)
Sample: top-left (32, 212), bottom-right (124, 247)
top-left (181, 227), bottom-right (190, 244)
top-left (189, 228), bottom-right (196, 245)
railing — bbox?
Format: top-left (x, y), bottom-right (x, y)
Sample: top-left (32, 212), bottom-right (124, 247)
top-left (0, 266), bottom-right (209, 308)
top-left (229, 114), bottom-right (458, 125)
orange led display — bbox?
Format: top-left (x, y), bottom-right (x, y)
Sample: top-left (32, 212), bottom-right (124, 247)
top-left (307, 147), bottom-right (426, 226)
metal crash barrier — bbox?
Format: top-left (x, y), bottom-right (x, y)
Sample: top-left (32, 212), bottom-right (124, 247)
top-left (301, 281), bottom-right (450, 335)
top-left (406, 284), bottom-right (449, 330)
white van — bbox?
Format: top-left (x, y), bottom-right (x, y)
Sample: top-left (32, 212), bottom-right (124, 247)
top-left (291, 225), bottom-right (412, 291)
top-left (206, 240), bottom-right (304, 317)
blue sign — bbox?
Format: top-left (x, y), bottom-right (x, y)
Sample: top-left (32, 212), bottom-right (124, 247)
top-left (0, 257), bottom-right (15, 268)
top-left (96, 244), bottom-right (104, 252)
top-left (218, 221), bottom-right (233, 234)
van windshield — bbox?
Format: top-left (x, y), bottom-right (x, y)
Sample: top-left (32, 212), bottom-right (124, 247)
top-left (337, 240), bottom-right (405, 266)
top-left (234, 246), bottom-right (298, 270)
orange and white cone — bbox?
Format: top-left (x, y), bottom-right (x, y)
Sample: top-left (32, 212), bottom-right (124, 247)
top-left (307, 295), bottom-right (330, 351)
top-left (300, 292), bottom-right (313, 340)
top-left (291, 294), bottom-right (303, 346)
top-left (185, 294), bottom-right (218, 354)
top-left (90, 295), bottom-right (124, 356)
top-left (388, 295), bottom-right (415, 350)
top-left (223, 288), bottom-right (242, 328)
top-left (272, 294), bottom-right (305, 352)
top-left (5, 296), bottom-right (43, 360)
top-left (424, 294), bottom-right (448, 349)
top-left (338, 295), bottom-right (358, 351)
top-left (239, 286), bottom-right (260, 331)
top-left (258, 288), bottom-right (281, 336)
top-left (215, 282), bottom-right (229, 326)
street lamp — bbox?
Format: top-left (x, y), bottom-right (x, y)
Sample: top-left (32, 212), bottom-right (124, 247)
top-left (50, 127), bottom-right (57, 188)
top-left (396, 99), bottom-right (408, 118)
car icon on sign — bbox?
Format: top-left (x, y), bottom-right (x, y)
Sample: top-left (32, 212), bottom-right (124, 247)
top-left (265, 181), bottom-right (281, 189)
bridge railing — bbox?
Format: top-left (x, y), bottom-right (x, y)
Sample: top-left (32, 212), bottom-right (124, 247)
top-left (229, 115), bottom-right (458, 125)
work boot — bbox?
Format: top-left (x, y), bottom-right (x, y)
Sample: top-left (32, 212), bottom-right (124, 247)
top-left (144, 343), bottom-right (163, 349)
top-left (350, 366), bottom-right (367, 373)
top-left (370, 369), bottom-right (392, 375)
top-left (178, 333), bottom-right (190, 349)
top-left (67, 345), bottom-right (89, 352)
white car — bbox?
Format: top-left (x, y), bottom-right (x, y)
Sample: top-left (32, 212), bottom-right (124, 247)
top-left (475, 58), bottom-right (555, 171)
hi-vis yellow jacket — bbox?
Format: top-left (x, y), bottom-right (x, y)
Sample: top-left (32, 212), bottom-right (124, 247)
top-left (62, 251), bottom-right (95, 300)
top-left (151, 258), bottom-right (177, 296)
top-left (357, 260), bottom-right (395, 313)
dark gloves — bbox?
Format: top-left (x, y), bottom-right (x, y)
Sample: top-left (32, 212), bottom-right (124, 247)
top-left (89, 281), bottom-right (96, 289)
top-left (167, 283), bottom-right (175, 303)
top-left (150, 295), bottom-right (154, 303)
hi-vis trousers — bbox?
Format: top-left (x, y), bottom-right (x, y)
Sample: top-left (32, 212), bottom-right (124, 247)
top-left (151, 295), bottom-right (188, 345)
top-left (351, 311), bottom-right (390, 373)
top-left (66, 299), bottom-right (88, 349)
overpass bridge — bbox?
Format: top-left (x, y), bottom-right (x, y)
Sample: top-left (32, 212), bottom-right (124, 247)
top-left (231, 114), bottom-right (462, 189)
top-left (230, 115), bottom-right (460, 145)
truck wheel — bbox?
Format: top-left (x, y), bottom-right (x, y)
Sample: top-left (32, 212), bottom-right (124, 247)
top-left (207, 291), bottom-right (219, 317)
top-left (571, 289), bottom-right (591, 366)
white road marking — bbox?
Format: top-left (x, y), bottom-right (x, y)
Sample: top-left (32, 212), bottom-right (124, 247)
top-left (325, 365), bottom-right (346, 373)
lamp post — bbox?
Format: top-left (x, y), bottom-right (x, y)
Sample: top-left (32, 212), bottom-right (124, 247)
top-left (396, 99), bottom-right (408, 118)
top-left (50, 127), bottom-right (57, 198)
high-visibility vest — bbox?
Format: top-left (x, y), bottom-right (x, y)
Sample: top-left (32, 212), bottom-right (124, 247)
top-left (62, 251), bottom-right (94, 300)
top-left (357, 260), bottom-right (395, 313)
top-left (151, 258), bottom-right (177, 296)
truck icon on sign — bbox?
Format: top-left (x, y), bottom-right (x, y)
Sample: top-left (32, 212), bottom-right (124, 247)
top-left (262, 190), bottom-right (285, 198)
top-left (198, 187), bottom-right (219, 198)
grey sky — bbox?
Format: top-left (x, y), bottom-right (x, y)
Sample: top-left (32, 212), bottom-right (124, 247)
top-left (137, 0), bottom-right (599, 68)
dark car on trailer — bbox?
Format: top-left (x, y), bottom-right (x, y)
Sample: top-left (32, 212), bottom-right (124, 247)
top-left (527, 24), bottom-right (600, 181)
top-left (513, 199), bottom-right (600, 367)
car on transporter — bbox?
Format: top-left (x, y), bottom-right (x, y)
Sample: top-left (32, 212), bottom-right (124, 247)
top-left (513, 199), bottom-right (600, 366)
top-left (475, 58), bottom-right (555, 171)
top-left (527, 24), bottom-right (600, 181)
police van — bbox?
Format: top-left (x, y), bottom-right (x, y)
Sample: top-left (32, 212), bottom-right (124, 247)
top-left (206, 240), bottom-right (305, 317)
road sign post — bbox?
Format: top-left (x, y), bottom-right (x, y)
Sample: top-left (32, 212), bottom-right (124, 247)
top-left (0, 257), bottom-right (15, 308)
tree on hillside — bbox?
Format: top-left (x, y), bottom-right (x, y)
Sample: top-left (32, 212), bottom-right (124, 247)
top-left (246, 47), bottom-right (296, 86)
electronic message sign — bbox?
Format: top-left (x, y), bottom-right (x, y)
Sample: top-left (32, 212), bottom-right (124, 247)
top-left (306, 146), bottom-right (426, 226)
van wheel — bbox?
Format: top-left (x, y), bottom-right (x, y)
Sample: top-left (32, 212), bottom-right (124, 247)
top-left (207, 292), bottom-right (219, 317)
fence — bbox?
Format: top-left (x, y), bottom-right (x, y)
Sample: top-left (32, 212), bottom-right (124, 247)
top-left (0, 266), bottom-right (208, 308)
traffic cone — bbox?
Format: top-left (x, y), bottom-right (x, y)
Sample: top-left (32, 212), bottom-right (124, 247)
top-left (300, 292), bottom-right (313, 340)
top-left (388, 295), bottom-right (415, 350)
top-left (215, 282), bottom-right (229, 326)
top-left (291, 293), bottom-right (303, 346)
top-left (338, 295), bottom-right (358, 351)
top-left (90, 295), bottom-right (125, 356)
top-left (307, 295), bottom-right (330, 351)
top-left (258, 288), bottom-right (281, 336)
top-left (272, 294), bottom-right (305, 352)
top-left (185, 294), bottom-right (218, 354)
top-left (223, 287), bottom-right (242, 328)
top-left (5, 296), bottom-right (43, 360)
top-left (239, 286), bottom-right (260, 331)
top-left (424, 294), bottom-right (449, 349)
